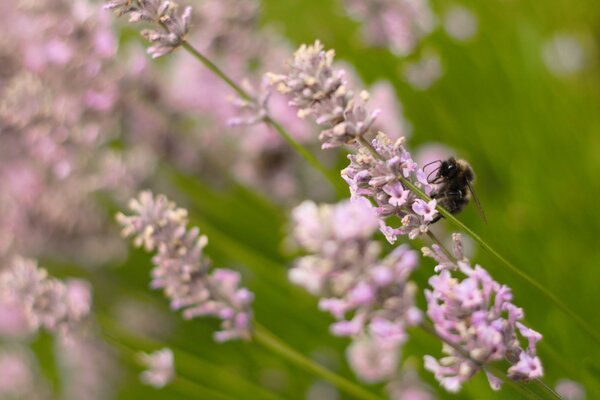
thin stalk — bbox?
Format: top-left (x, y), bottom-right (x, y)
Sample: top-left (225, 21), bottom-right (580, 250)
top-left (254, 324), bottom-right (385, 400)
top-left (180, 41), bottom-right (347, 197)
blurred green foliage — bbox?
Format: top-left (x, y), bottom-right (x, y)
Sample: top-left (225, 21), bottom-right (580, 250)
top-left (47, 0), bottom-right (600, 398)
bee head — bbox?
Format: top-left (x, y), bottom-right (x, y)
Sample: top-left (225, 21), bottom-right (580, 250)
top-left (440, 157), bottom-right (459, 179)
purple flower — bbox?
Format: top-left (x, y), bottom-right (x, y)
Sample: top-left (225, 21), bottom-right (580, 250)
top-left (117, 191), bottom-right (254, 342)
top-left (422, 233), bottom-right (544, 392)
top-left (267, 41), bottom-right (379, 149)
top-left (105, 0), bottom-right (192, 58)
top-left (269, 42), bottom-right (440, 242)
top-left (507, 352), bottom-right (543, 381)
top-left (412, 199), bottom-right (437, 222)
top-left (290, 200), bottom-right (421, 383)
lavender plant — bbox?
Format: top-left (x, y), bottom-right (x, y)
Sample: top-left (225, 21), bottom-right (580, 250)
top-left (268, 41), bottom-right (439, 243)
top-left (117, 191), bottom-right (254, 342)
top-left (422, 234), bottom-right (543, 392)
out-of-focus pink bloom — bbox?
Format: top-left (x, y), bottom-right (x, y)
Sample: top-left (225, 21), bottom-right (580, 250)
top-left (0, 257), bottom-right (93, 337)
top-left (404, 51), bottom-right (443, 90)
top-left (290, 199), bottom-right (421, 383)
top-left (138, 348), bottom-right (175, 388)
top-left (342, 0), bottom-right (437, 56)
top-left (443, 5), bottom-right (478, 42)
top-left (555, 379), bottom-right (586, 400)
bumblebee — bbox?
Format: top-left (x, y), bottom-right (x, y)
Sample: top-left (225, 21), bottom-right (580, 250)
top-left (425, 157), bottom-right (486, 224)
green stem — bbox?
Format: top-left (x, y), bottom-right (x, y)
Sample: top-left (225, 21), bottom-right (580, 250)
top-left (180, 41), bottom-right (346, 197)
top-left (401, 176), bottom-right (600, 345)
top-left (254, 324), bottom-right (385, 400)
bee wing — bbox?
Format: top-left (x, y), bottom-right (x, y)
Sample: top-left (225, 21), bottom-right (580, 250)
top-left (423, 160), bottom-right (443, 184)
top-left (466, 179), bottom-right (487, 224)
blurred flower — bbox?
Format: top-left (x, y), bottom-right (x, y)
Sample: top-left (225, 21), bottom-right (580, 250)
top-left (542, 33), bottom-right (588, 77)
top-left (386, 366), bottom-right (436, 400)
top-left (347, 336), bottom-right (399, 383)
top-left (56, 335), bottom-right (119, 400)
top-left (138, 348), bottom-right (174, 388)
top-left (117, 191), bottom-right (254, 342)
top-left (422, 233), bottom-right (543, 392)
top-left (307, 380), bottom-right (340, 400)
top-left (0, 0), bottom-right (157, 265)
top-left (0, 347), bottom-right (49, 399)
top-left (0, 257), bottom-right (92, 337)
top-left (290, 199), bottom-right (421, 382)
top-left (443, 5), bottom-right (478, 42)
top-left (342, 0), bottom-right (437, 56)
top-left (555, 379), bottom-right (586, 400)
top-left (403, 51), bottom-right (443, 90)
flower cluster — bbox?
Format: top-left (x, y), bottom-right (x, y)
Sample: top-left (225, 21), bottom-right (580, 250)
top-left (342, 0), bottom-right (436, 56)
top-left (138, 348), bottom-right (175, 388)
top-left (343, 132), bottom-right (438, 243)
top-left (117, 191), bottom-right (254, 342)
top-left (267, 41), bottom-right (380, 149)
top-left (105, 0), bottom-right (191, 58)
top-left (290, 199), bottom-right (421, 382)
top-left (422, 234), bottom-right (543, 392)
top-left (270, 41), bottom-right (438, 241)
top-left (0, 258), bottom-right (92, 336)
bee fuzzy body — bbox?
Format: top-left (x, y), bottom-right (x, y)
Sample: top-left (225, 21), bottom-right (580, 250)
top-left (429, 157), bottom-right (475, 224)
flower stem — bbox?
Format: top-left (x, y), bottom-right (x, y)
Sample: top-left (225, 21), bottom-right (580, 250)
top-left (180, 41), bottom-right (347, 197)
top-left (254, 323), bottom-right (385, 400)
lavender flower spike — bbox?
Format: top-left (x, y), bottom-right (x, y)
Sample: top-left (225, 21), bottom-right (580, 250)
top-left (104, 0), bottom-right (192, 58)
top-left (423, 233), bottom-right (543, 392)
top-left (267, 41), bottom-right (380, 149)
top-left (117, 191), bottom-right (254, 342)
top-left (269, 42), bottom-right (438, 243)
top-left (290, 199), bottom-right (421, 383)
